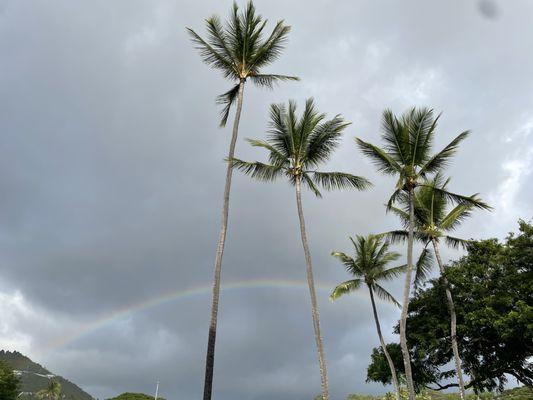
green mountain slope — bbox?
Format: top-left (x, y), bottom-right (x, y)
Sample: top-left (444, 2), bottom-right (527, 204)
top-left (0, 350), bottom-right (93, 400)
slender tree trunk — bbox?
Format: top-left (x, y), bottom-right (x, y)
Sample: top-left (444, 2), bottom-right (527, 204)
top-left (203, 79), bottom-right (245, 400)
top-left (295, 175), bottom-right (330, 400)
top-left (432, 238), bottom-right (466, 400)
top-left (399, 187), bottom-right (416, 400)
top-left (368, 285), bottom-right (401, 400)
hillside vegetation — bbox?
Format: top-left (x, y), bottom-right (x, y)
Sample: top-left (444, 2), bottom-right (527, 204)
top-left (0, 351), bottom-right (93, 400)
top-left (107, 393), bottom-right (165, 400)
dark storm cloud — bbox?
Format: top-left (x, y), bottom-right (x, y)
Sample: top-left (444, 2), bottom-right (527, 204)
top-left (1, 1), bottom-right (532, 399)
top-left (478, 0), bottom-right (500, 19)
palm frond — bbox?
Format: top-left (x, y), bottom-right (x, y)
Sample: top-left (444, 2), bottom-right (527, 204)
top-left (377, 264), bottom-right (407, 281)
top-left (249, 73), bottom-right (299, 88)
top-left (302, 173), bottom-right (322, 198)
top-left (267, 102), bottom-right (293, 157)
top-left (408, 108), bottom-right (436, 166)
top-left (445, 235), bottom-right (471, 250)
top-left (285, 100), bottom-right (301, 158)
top-left (331, 251), bottom-right (360, 276)
top-left (296, 98), bottom-right (324, 158)
top-left (240, 1), bottom-right (264, 61)
top-left (414, 247), bottom-right (434, 288)
top-left (249, 20), bottom-right (291, 69)
top-left (427, 186), bottom-right (492, 210)
top-left (226, 2), bottom-right (245, 62)
top-left (386, 188), bottom-right (403, 210)
top-left (330, 279), bottom-right (363, 301)
top-left (205, 16), bottom-right (236, 66)
top-left (230, 158), bottom-right (282, 181)
top-left (216, 84), bottom-right (241, 127)
top-left (414, 175), bottom-right (448, 226)
top-left (388, 206), bottom-right (410, 226)
top-left (311, 171), bottom-right (372, 191)
top-left (305, 116), bottom-right (350, 167)
top-left (246, 138), bottom-right (288, 166)
top-left (372, 239), bottom-right (401, 269)
top-left (439, 202), bottom-right (473, 231)
top-left (356, 137), bottom-right (402, 175)
top-left (372, 284), bottom-right (401, 307)
top-left (419, 131), bottom-right (470, 176)
top-left (380, 109), bottom-right (410, 165)
top-left (377, 230), bottom-right (408, 244)
top-left (187, 27), bottom-right (237, 79)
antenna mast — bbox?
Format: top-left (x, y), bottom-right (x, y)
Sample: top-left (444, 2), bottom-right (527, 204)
top-left (154, 380), bottom-right (159, 400)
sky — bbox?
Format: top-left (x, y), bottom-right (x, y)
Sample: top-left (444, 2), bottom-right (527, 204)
top-left (0, 0), bottom-right (532, 399)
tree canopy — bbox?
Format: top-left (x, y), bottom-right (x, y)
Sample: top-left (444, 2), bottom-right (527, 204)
top-left (107, 393), bottom-right (166, 400)
top-left (0, 361), bottom-right (20, 400)
top-left (366, 219), bottom-right (533, 393)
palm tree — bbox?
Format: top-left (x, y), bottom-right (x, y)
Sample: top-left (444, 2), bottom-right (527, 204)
top-left (330, 235), bottom-right (406, 400)
top-left (232, 98), bottom-right (372, 400)
top-left (383, 173), bottom-right (490, 400)
top-left (356, 108), bottom-right (486, 400)
top-left (36, 380), bottom-right (61, 400)
top-left (187, 3), bottom-right (298, 398)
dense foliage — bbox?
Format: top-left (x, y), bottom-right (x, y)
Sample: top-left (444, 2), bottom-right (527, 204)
top-left (0, 361), bottom-right (20, 400)
top-left (36, 380), bottom-right (61, 400)
top-left (107, 393), bottom-right (165, 400)
top-left (366, 220), bottom-right (533, 393)
top-left (0, 351), bottom-right (93, 400)
top-left (342, 386), bottom-right (532, 400)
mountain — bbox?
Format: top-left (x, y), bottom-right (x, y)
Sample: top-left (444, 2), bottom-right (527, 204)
top-left (0, 350), bottom-right (93, 400)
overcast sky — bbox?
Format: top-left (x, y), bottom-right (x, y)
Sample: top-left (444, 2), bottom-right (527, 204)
top-left (1, 0), bottom-right (532, 399)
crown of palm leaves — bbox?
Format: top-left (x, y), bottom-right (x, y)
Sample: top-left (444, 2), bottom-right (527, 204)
top-left (355, 107), bottom-right (476, 209)
top-left (187, 1), bottom-right (299, 126)
top-left (384, 172), bottom-right (491, 249)
top-left (330, 235), bottom-right (407, 306)
top-left (232, 98), bottom-right (372, 197)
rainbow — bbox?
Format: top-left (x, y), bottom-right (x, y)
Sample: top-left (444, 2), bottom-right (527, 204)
top-left (41, 278), bottom-right (353, 355)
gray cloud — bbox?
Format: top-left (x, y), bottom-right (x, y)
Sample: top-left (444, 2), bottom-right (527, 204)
top-left (478, 0), bottom-right (500, 20)
top-left (1, 0), bottom-right (532, 399)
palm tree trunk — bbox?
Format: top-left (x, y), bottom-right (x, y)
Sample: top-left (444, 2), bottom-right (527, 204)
top-left (295, 175), bottom-right (330, 400)
top-left (368, 285), bottom-right (401, 400)
top-left (432, 238), bottom-right (466, 400)
top-left (203, 79), bottom-right (245, 400)
top-left (399, 187), bottom-right (416, 400)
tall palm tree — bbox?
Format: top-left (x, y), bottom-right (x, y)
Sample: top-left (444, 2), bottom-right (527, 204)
top-left (383, 173), bottom-right (490, 400)
top-left (232, 99), bottom-right (372, 400)
top-left (36, 380), bottom-right (61, 400)
top-left (187, 3), bottom-right (298, 398)
top-left (356, 108), bottom-right (485, 400)
top-left (330, 235), bottom-right (406, 400)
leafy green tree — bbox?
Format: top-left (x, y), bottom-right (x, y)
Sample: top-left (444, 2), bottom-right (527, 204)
top-left (356, 108), bottom-right (484, 400)
top-left (330, 235), bottom-right (407, 400)
top-left (0, 361), bottom-right (20, 400)
top-left (367, 343), bottom-right (441, 393)
top-left (367, 220), bottom-right (533, 393)
top-left (187, 2), bottom-right (297, 398)
top-left (233, 98), bottom-right (371, 399)
top-left (36, 379), bottom-right (62, 400)
top-left (383, 173), bottom-right (490, 399)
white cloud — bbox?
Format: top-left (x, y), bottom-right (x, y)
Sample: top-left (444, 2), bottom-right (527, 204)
top-left (363, 68), bottom-right (445, 108)
top-left (0, 290), bottom-right (34, 353)
top-left (489, 118), bottom-right (533, 226)
top-left (0, 284), bottom-right (85, 358)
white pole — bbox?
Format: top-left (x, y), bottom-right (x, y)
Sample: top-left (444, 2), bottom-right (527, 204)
top-left (154, 381), bottom-right (159, 400)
